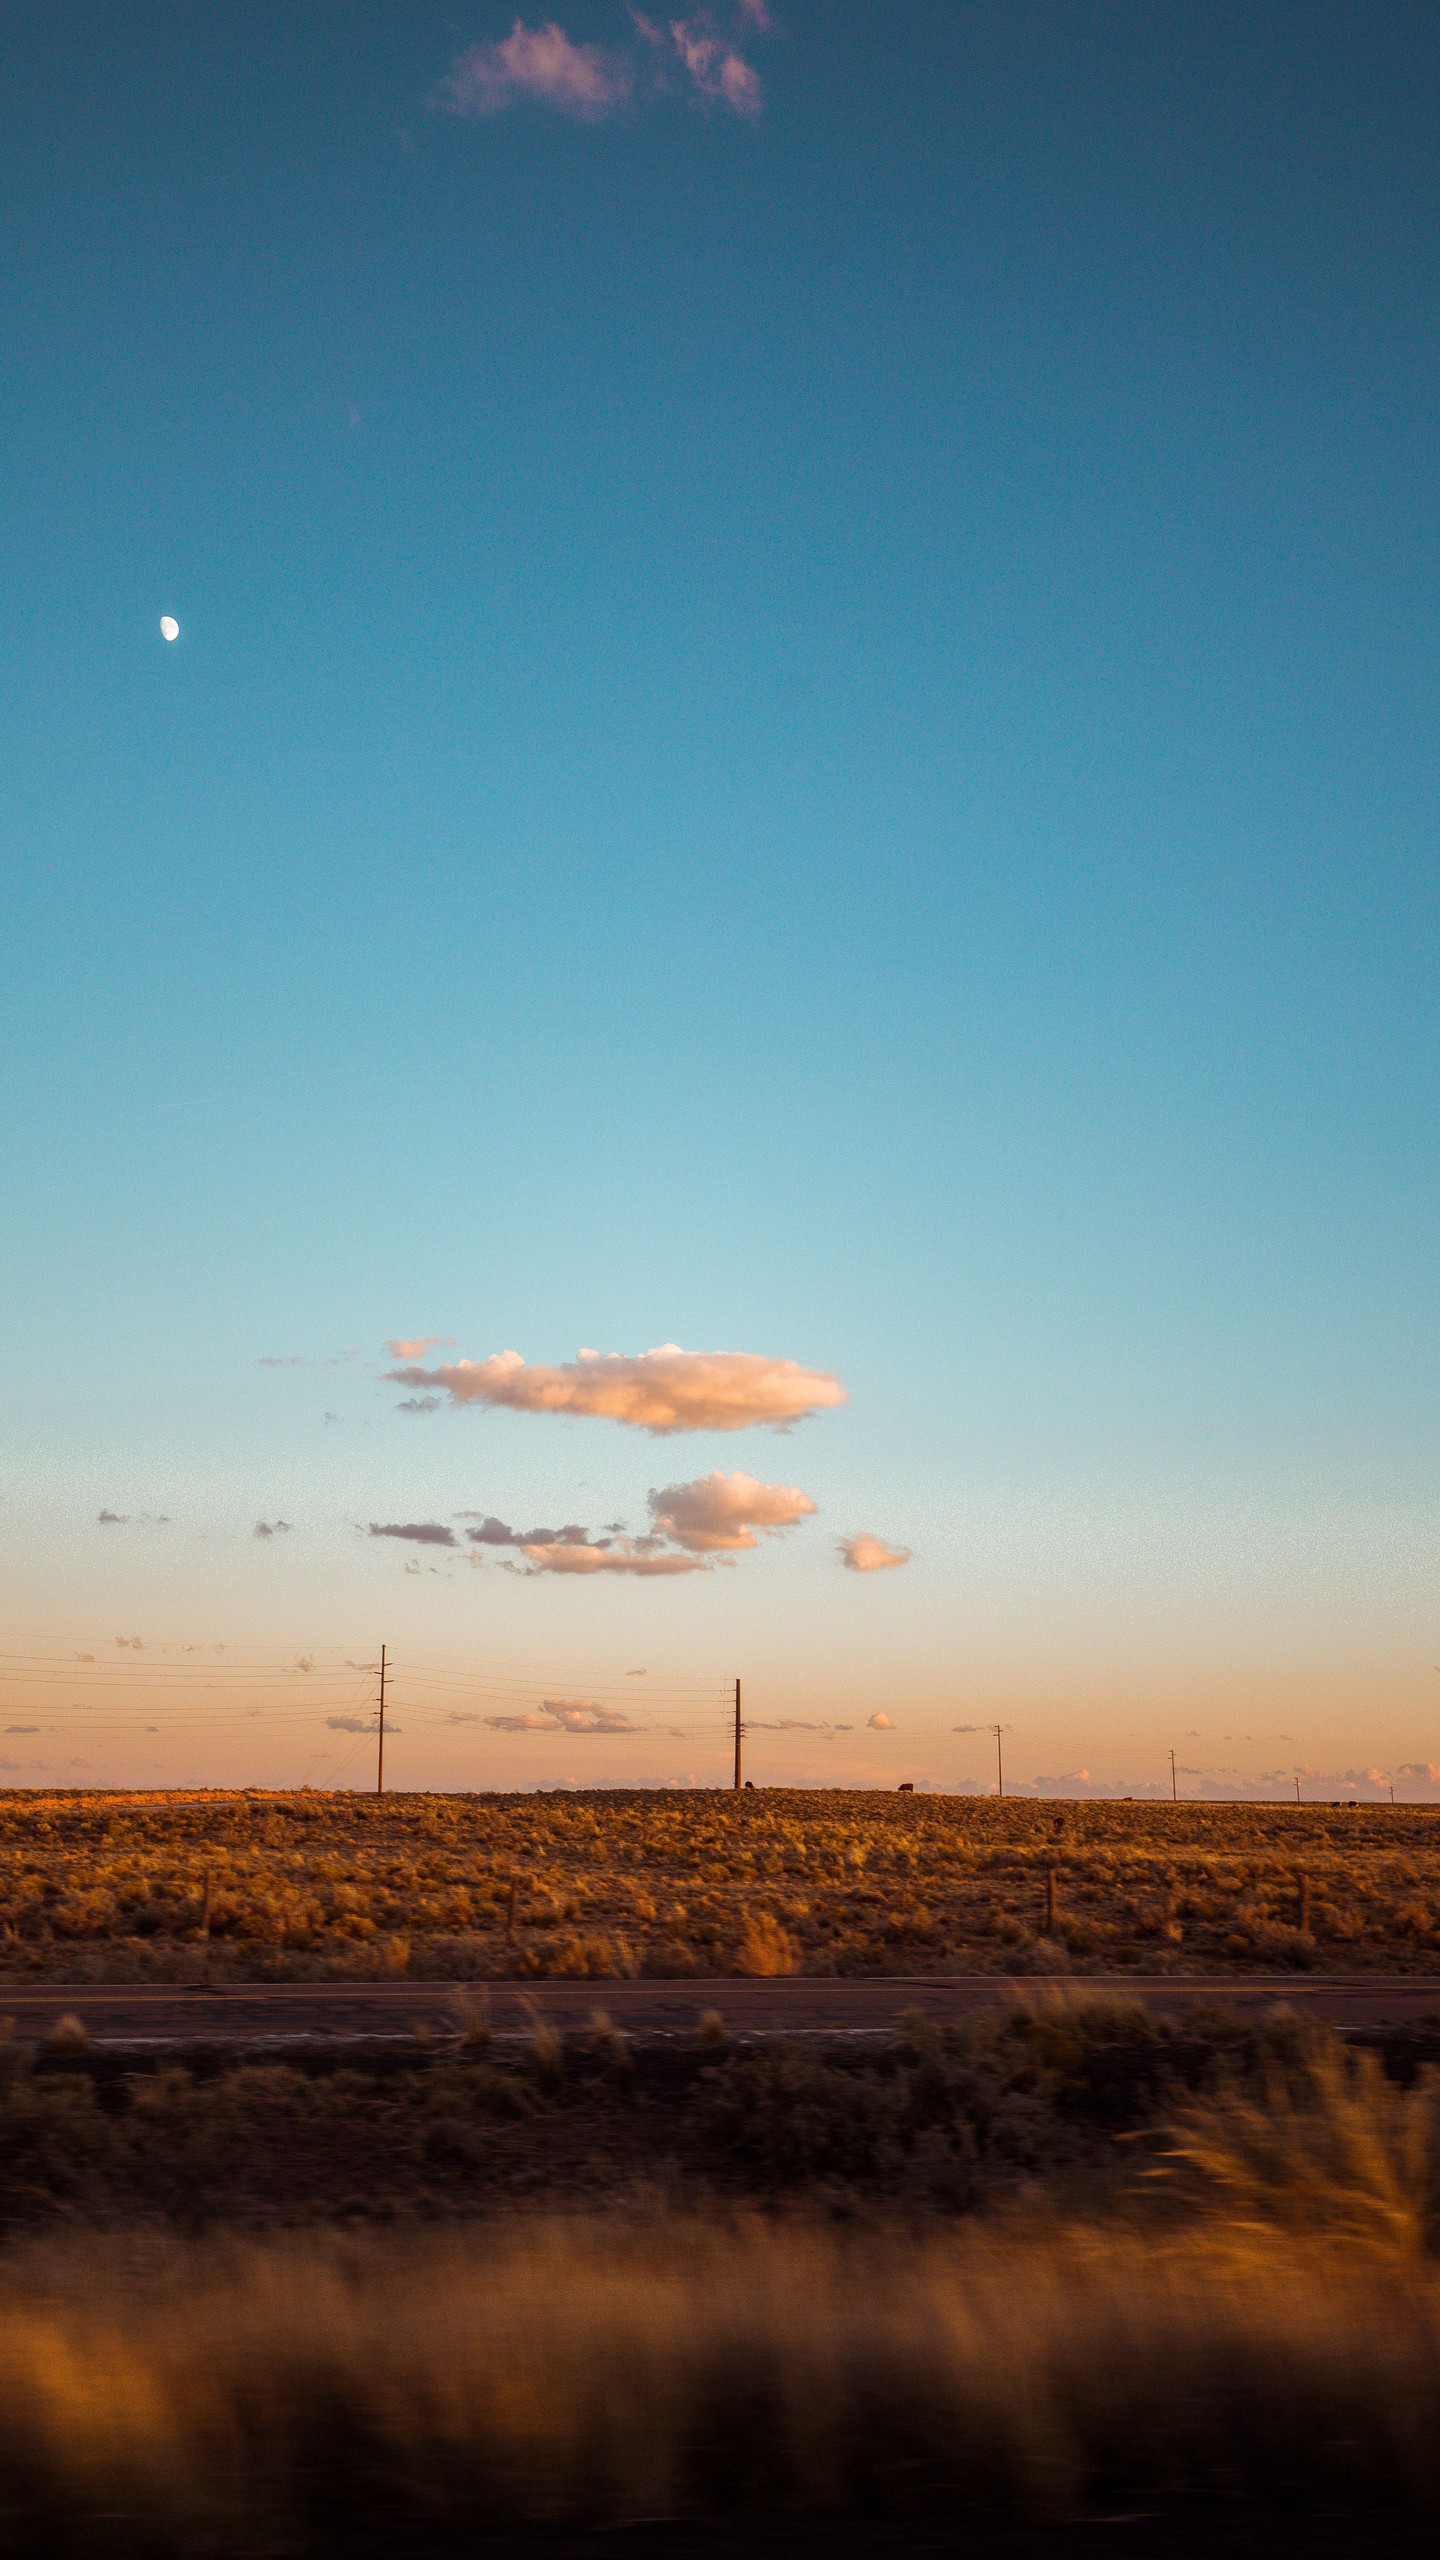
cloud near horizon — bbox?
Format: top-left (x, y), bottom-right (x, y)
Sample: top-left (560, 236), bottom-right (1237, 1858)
top-left (839, 1533), bottom-right (911, 1572)
top-left (484, 1699), bottom-right (638, 1734)
top-left (369, 1521), bottom-right (458, 1548)
top-left (387, 1345), bottom-right (845, 1434)
top-left (438, 8), bottom-right (768, 122)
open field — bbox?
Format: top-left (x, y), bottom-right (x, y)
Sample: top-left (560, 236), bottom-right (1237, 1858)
top-left (3, 1788), bottom-right (1440, 1982)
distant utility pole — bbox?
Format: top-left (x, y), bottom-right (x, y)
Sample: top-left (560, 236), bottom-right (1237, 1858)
top-left (991, 1723), bottom-right (1004, 1799)
top-left (1169, 1748), bottom-right (1178, 1803)
top-left (733, 1677), bottom-right (743, 1790)
top-left (377, 1644), bottom-right (387, 1797)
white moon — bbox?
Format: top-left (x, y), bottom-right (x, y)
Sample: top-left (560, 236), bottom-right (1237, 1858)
top-left (159, 616), bottom-right (180, 643)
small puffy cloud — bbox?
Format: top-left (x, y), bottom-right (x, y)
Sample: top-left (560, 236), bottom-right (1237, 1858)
top-left (115, 1636), bottom-right (143, 1650)
top-left (445, 1711), bottom-right (480, 1726)
top-left (397, 1397), bottom-right (444, 1415)
top-left (484, 1699), bottom-right (638, 1735)
top-left (649, 1470), bottom-right (816, 1552)
top-left (840, 1534), bottom-right (911, 1573)
top-left (386, 1335), bottom-right (457, 1359)
top-left (626, 1667), bottom-right (647, 1677)
top-left (254, 1520), bottom-right (292, 1540)
top-left (5, 1726), bottom-right (38, 1735)
top-left (439, 20), bottom-right (634, 118)
top-left (369, 1521), bottom-right (457, 1547)
top-left (326, 1715), bottom-right (400, 1735)
top-left (867, 1711), bottom-right (894, 1731)
top-left (386, 1345), bottom-right (845, 1435)
top-left (98, 1509), bottom-right (129, 1526)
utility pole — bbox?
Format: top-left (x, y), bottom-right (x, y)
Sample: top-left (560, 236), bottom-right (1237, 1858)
top-left (733, 1677), bottom-right (743, 1790)
top-left (1169, 1748), bottom-right (1177, 1803)
top-left (991, 1723), bottom-right (1004, 1799)
top-left (377, 1644), bottom-right (387, 1797)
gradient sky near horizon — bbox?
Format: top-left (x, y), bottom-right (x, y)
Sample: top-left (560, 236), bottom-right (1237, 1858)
top-left (1, 0), bottom-right (1436, 1798)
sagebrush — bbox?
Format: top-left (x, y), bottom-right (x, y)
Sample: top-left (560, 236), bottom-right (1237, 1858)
top-left (0, 1788), bottom-right (1436, 1979)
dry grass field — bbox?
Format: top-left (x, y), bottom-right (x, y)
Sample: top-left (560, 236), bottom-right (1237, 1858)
top-left (1, 1787), bottom-right (1437, 1981)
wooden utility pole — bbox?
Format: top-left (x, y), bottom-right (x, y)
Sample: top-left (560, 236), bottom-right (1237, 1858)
top-left (733, 1677), bottom-right (743, 1790)
top-left (377, 1644), bottom-right (387, 1797)
top-left (991, 1723), bottom-right (1004, 1799)
top-left (1169, 1748), bottom-right (1177, 1802)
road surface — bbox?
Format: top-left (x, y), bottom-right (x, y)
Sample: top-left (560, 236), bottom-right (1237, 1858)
top-left (3, 1973), bottom-right (1440, 2044)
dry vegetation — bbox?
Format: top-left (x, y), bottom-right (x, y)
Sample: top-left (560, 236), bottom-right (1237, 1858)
top-left (0, 2003), bottom-right (1435, 2542)
top-left (1, 1787), bottom-right (1439, 1980)
top-left (9, 2126), bottom-right (1440, 2549)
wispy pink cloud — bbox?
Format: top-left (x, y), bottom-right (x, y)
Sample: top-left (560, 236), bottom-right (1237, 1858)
top-left (439, 9), bottom-right (769, 125)
top-left (387, 1344), bottom-right (845, 1434)
top-left (669, 15), bottom-right (762, 113)
top-left (439, 20), bottom-right (634, 118)
top-left (839, 1533), bottom-right (912, 1572)
top-left (385, 1335), bottom-right (457, 1360)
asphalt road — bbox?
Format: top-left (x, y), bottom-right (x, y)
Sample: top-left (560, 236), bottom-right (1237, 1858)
top-left (4, 1972), bottom-right (1440, 2044)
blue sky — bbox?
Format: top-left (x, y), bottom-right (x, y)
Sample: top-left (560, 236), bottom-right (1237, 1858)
top-left (1, 1), bottom-right (1435, 1794)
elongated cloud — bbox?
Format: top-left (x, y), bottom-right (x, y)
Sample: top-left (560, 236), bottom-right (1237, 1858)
top-left (386, 1335), bottom-right (456, 1360)
top-left (839, 1533), bottom-right (911, 1573)
top-left (481, 1520), bottom-right (705, 1575)
top-left (440, 20), bottom-right (634, 117)
top-left (484, 1699), bottom-right (638, 1733)
top-left (649, 1470), bottom-right (816, 1552)
top-left (387, 1345), bottom-right (845, 1434)
top-left (369, 1521), bottom-right (457, 1548)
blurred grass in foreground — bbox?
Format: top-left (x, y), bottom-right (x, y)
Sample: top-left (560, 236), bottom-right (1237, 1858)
top-left (5, 2216), bottom-right (1440, 2551)
top-left (6, 2021), bottom-right (1440, 2551)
